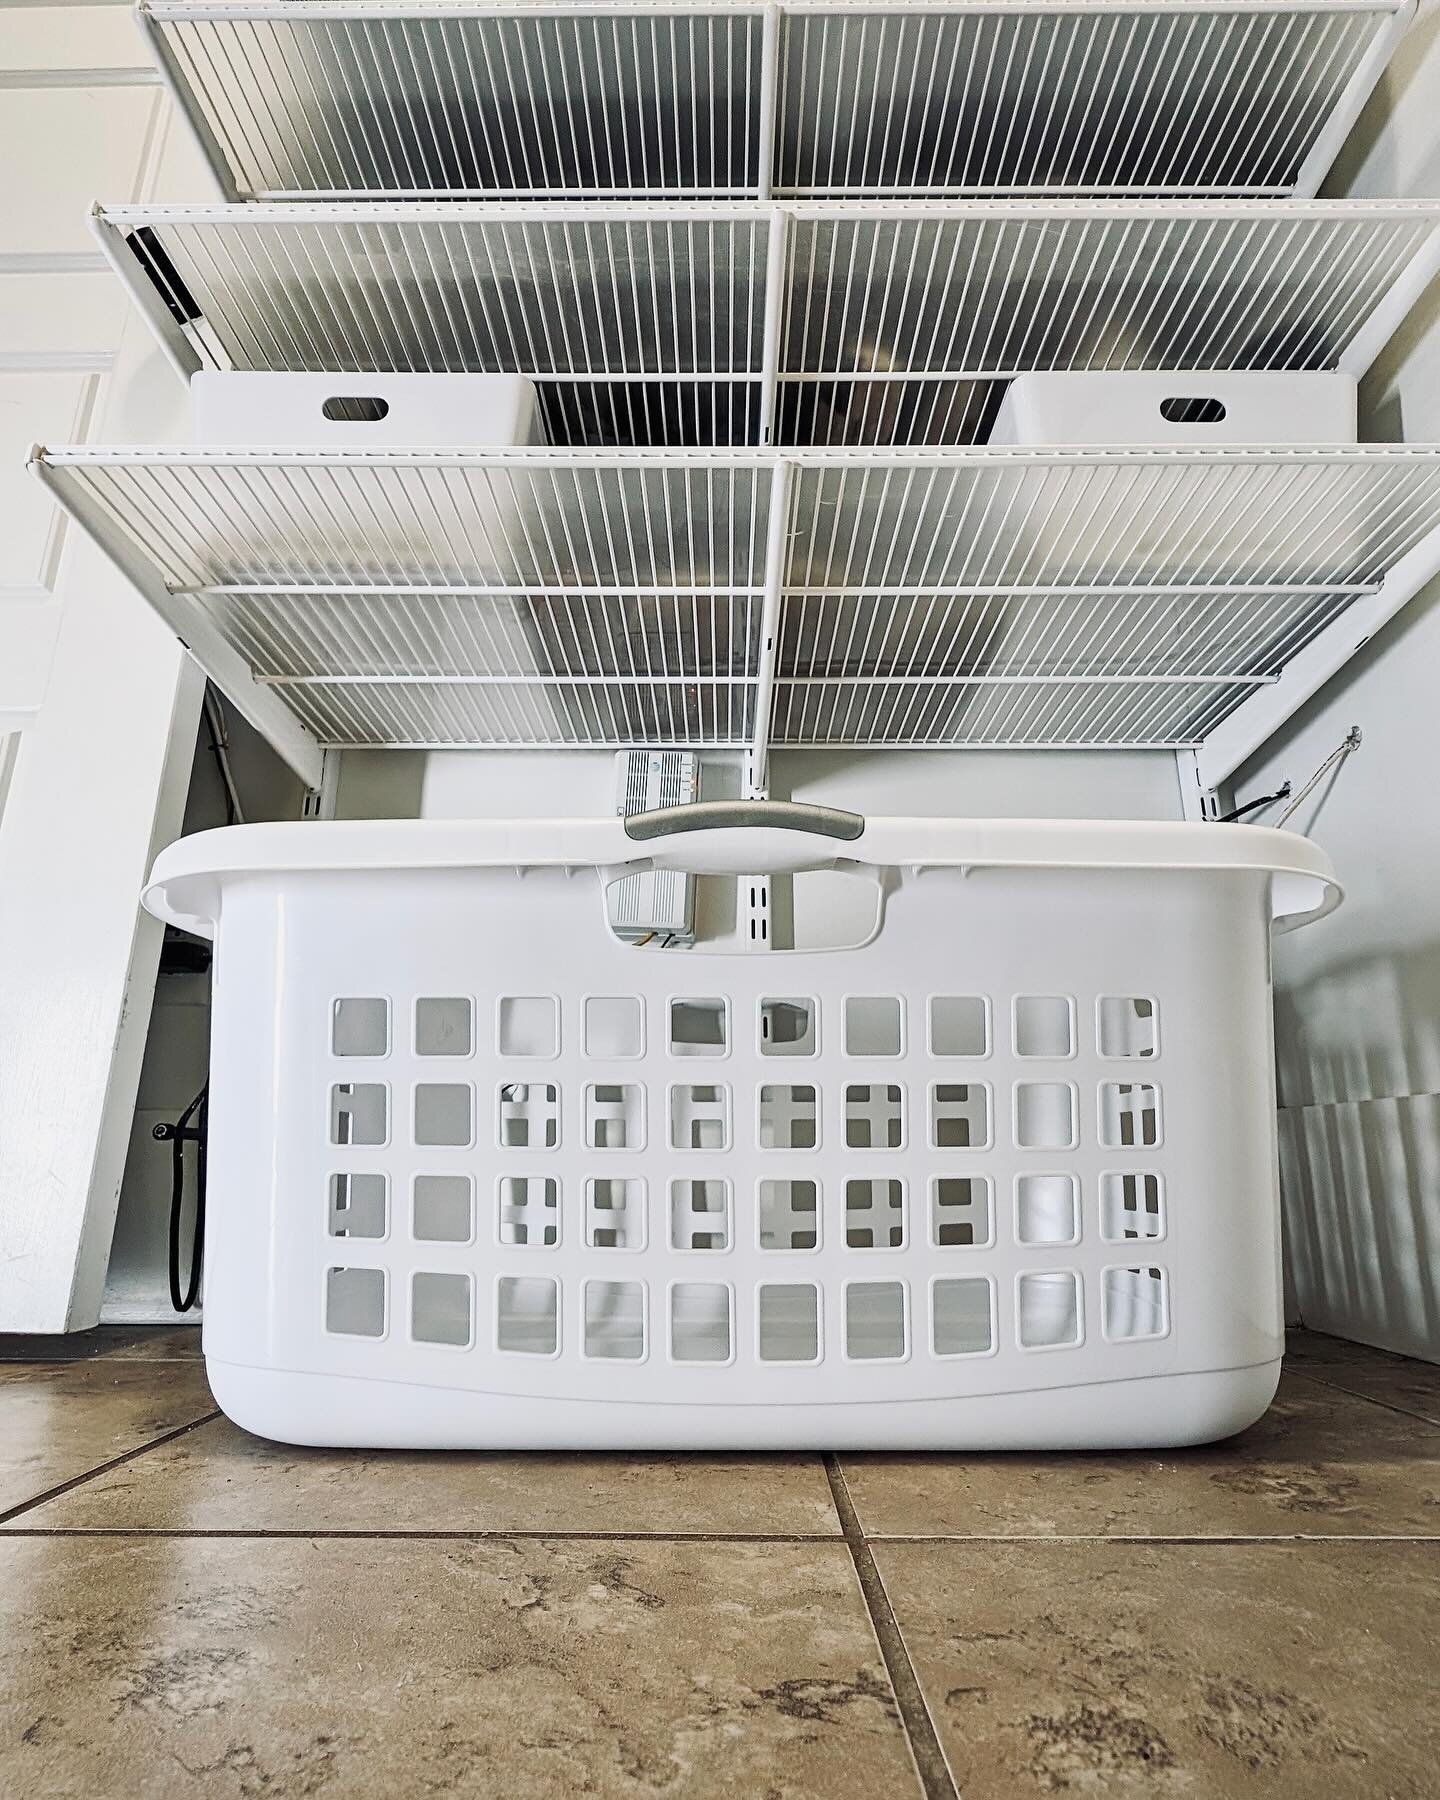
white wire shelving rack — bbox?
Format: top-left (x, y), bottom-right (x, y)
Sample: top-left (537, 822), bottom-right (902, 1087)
top-left (141, 0), bottom-right (1416, 203)
top-left (32, 444), bottom-right (1440, 795)
top-left (100, 198), bottom-right (1440, 445)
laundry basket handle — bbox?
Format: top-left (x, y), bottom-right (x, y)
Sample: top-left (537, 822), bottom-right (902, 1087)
top-left (620, 800), bottom-right (868, 875)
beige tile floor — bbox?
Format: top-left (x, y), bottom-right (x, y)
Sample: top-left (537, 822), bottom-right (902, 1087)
top-left (0, 1329), bottom-right (1435, 1798)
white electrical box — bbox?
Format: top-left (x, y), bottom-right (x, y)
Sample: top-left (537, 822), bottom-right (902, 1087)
top-left (608, 751), bottom-right (700, 944)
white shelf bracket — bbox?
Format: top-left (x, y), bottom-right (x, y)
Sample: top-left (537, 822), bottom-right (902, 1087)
top-left (1339, 219), bottom-right (1440, 378)
top-left (89, 206), bottom-right (203, 384)
top-left (136, 3), bottom-right (244, 205)
top-left (1194, 515), bottom-right (1440, 792)
top-left (29, 451), bottom-right (326, 790)
top-left (1290, 0), bottom-right (1419, 199)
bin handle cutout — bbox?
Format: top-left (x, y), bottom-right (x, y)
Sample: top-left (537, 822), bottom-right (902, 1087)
top-left (1159, 396), bottom-right (1226, 425)
top-left (321, 395), bottom-right (390, 422)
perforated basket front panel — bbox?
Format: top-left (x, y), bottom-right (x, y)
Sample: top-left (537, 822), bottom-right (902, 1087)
top-left (202, 863), bottom-right (1283, 1406)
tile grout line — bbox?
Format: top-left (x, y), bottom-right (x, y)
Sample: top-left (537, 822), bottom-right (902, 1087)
top-left (2, 1526), bottom-right (1437, 1544)
top-left (1287, 1367), bottom-right (1440, 1431)
top-left (824, 1457), bottom-right (960, 1800)
top-left (0, 1411), bottom-right (222, 1527)
top-left (0, 1526), bottom-right (848, 1542)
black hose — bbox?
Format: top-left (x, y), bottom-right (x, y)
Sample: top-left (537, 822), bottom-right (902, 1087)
top-left (165, 1083), bottom-right (208, 1313)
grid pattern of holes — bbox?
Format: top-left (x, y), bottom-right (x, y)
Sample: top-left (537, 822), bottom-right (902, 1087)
top-left (323, 990), bottom-right (1173, 1356)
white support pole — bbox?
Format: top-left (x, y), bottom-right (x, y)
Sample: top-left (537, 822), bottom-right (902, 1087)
top-left (1174, 748), bottom-right (1223, 822)
top-left (30, 452), bottom-right (326, 789)
top-left (89, 207), bottom-right (204, 383)
top-left (1195, 516), bottom-right (1440, 790)
top-left (1289, 0), bottom-right (1419, 199)
top-left (757, 206), bottom-right (790, 447)
top-left (756, 1), bottom-right (782, 203)
top-left (745, 456), bottom-right (793, 799)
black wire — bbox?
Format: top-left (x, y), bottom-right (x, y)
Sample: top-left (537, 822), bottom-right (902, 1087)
top-left (1217, 785), bottom-right (1291, 824)
top-left (168, 1082), bottom-right (208, 1313)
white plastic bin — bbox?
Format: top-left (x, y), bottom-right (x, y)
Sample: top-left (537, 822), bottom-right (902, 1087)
top-left (989, 371), bottom-right (1357, 447)
top-left (191, 370), bottom-right (544, 446)
top-left (143, 805), bottom-right (1340, 1451)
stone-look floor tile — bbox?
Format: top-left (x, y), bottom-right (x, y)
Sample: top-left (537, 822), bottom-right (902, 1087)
top-left (1287, 1330), bottom-right (1440, 1426)
top-left (0, 1536), bottom-right (916, 1800)
top-left (25, 1415), bottom-right (841, 1536)
top-left (0, 1325), bottom-right (201, 1363)
top-left (0, 1360), bottom-right (216, 1518)
top-left (877, 1540), bottom-right (1439, 1799)
top-left (839, 1373), bottom-right (1440, 1538)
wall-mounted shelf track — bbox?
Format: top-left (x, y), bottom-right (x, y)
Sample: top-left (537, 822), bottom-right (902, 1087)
top-left (102, 198), bottom-right (1440, 445)
top-left (141, 0), bottom-right (1416, 203)
top-left (32, 444), bottom-right (1440, 790)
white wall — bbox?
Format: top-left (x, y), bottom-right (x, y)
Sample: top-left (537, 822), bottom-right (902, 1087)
top-left (335, 746), bottom-right (1183, 823)
top-left (1230, 15), bottom-right (1440, 1359)
top-left (0, 5), bottom-right (215, 1332)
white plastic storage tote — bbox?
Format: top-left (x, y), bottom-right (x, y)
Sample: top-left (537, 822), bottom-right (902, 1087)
top-left (989, 371), bottom-right (1358, 446)
top-left (142, 805), bottom-right (1340, 1451)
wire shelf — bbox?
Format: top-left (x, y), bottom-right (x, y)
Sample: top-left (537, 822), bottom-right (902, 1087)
top-left (33, 445), bottom-right (1440, 770)
top-left (104, 200), bottom-right (1440, 446)
top-left (140, 1), bottom-right (1413, 202)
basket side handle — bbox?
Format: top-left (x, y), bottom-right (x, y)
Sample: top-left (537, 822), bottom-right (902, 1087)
top-left (621, 800), bottom-right (866, 875)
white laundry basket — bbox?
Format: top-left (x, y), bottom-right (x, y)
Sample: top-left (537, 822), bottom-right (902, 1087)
top-left (143, 806), bottom-right (1340, 1452)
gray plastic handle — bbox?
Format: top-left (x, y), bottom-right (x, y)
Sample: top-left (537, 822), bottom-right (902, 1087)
top-left (624, 799), bottom-right (865, 843)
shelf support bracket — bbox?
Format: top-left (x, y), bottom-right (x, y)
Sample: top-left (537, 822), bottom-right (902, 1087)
top-left (1290, 0), bottom-right (1419, 199)
top-left (29, 451), bottom-right (326, 790)
top-left (90, 207), bottom-right (204, 384)
top-left (1194, 516), bottom-right (1440, 793)
top-left (135, 3), bottom-right (245, 205)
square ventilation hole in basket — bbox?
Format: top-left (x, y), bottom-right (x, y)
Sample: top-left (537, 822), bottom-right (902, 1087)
top-left (411, 1272), bottom-right (472, 1348)
top-left (760, 997), bottom-right (817, 1056)
top-left (845, 1282), bottom-right (907, 1360)
top-left (929, 995), bottom-right (989, 1057)
top-left (670, 1283), bottom-right (732, 1362)
top-left (325, 1266), bottom-right (385, 1338)
top-left (1017, 1270), bottom-right (1082, 1350)
top-left (845, 1083), bottom-right (903, 1148)
top-left (758, 1284), bottom-right (821, 1362)
top-left (669, 998), bottom-right (727, 1057)
top-left (328, 1172), bottom-right (387, 1239)
top-left (499, 1176), bottom-right (559, 1247)
top-left (844, 996), bottom-right (903, 1056)
top-left (759, 1084), bottom-right (818, 1149)
top-left (586, 1083), bottom-right (644, 1149)
top-left (1015, 1173), bottom-right (1081, 1246)
top-left (1098, 996), bottom-right (1159, 1059)
top-left (1100, 1083), bottom-right (1162, 1149)
top-left (931, 1175), bottom-right (992, 1247)
top-left (932, 1278), bottom-right (995, 1357)
top-left (1014, 1082), bottom-right (1078, 1151)
top-left (414, 1083), bottom-right (474, 1148)
top-left (497, 995), bottom-right (559, 1058)
top-left (759, 1178), bottom-right (819, 1250)
top-left (584, 995), bottom-right (644, 1059)
top-left (846, 1178), bottom-right (905, 1249)
top-left (586, 1177), bottom-right (646, 1249)
top-left (496, 1276), bottom-right (559, 1355)
top-left (1103, 1266), bottom-right (1169, 1341)
top-left (1100, 1171), bottom-right (1165, 1242)
top-left (670, 1084), bottom-right (730, 1150)
top-left (332, 997), bottom-right (389, 1058)
top-left (670, 1179), bottom-right (732, 1251)
top-left (498, 1082), bottom-right (559, 1148)
top-left (413, 1174), bottom-right (474, 1244)
top-left (584, 1280), bottom-right (646, 1360)
top-left (1014, 995), bottom-right (1076, 1059)
top-left (330, 1083), bottom-right (387, 1147)
top-left (931, 1082), bottom-right (990, 1149)
top-left (415, 996), bottom-right (473, 1057)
